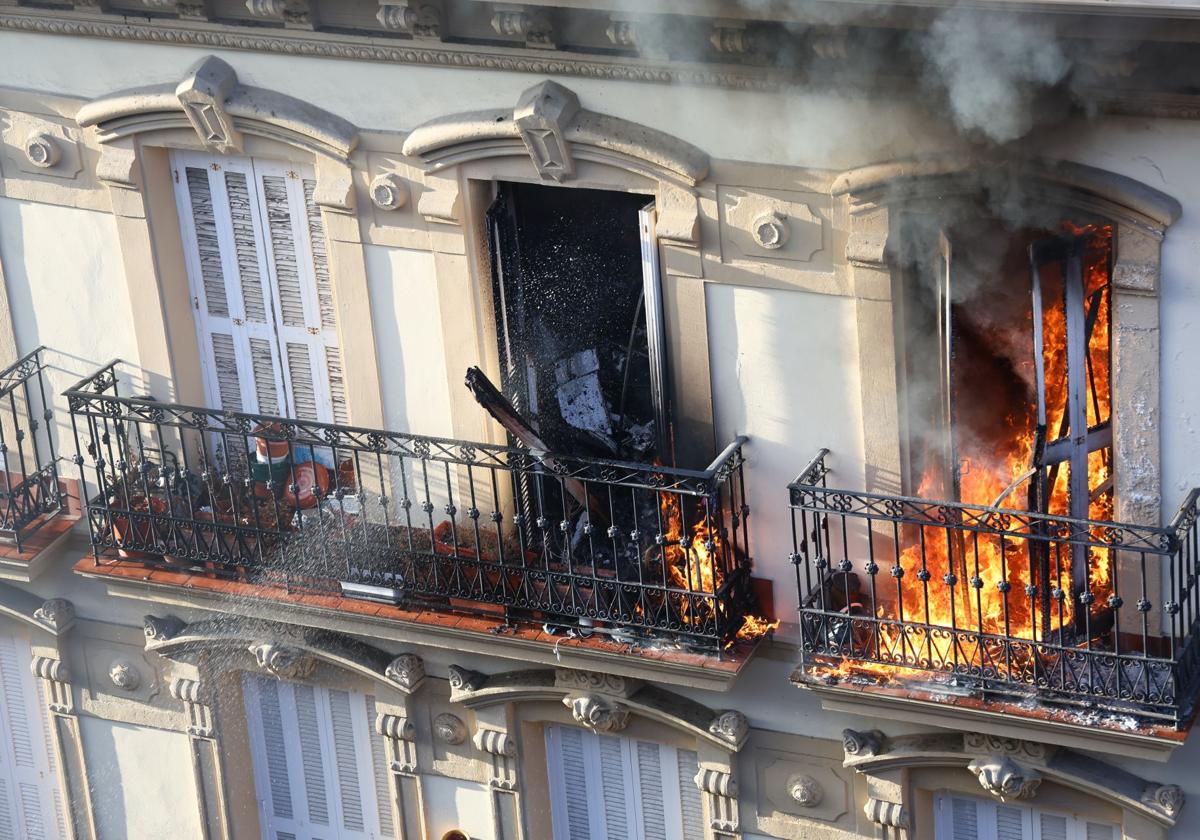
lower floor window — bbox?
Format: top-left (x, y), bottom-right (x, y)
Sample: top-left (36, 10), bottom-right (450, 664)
top-left (935, 792), bottom-right (1118, 840)
top-left (544, 723), bottom-right (704, 840)
top-left (0, 632), bottom-right (64, 840)
top-left (242, 675), bottom-right (394, 840)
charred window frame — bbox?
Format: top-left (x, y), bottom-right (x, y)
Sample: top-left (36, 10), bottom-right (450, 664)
top-left (484, 181), bottom-right (670, 462)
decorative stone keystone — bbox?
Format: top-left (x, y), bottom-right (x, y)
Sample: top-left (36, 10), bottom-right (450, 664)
top-left (175, 56), bottom-right (242, 155)
top-left (968, 756), bottom-right (1042, 801)
top-left (384, 653), bottom-right (424, 689)
top-left (563, 694), bottom-right (629, 733)
top-left (513, 80), bottom-right (580, 183)
top-left (248, 642), bottom-right (316, 680)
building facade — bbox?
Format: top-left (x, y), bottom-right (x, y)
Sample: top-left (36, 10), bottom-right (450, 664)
top-left (0, 1), bottom-right (1197, 838)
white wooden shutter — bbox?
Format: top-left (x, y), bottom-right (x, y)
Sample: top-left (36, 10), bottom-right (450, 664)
top-left (0, 634), bottom-right (63, 840)
top-left (243, 675), bottom-right (393, 840)
top-left (173, 152), bottom-right (346, 424)
top-left (545, 724), bottom-right (700, 840)
top-left (936, 794), bottom-right (1119, 840)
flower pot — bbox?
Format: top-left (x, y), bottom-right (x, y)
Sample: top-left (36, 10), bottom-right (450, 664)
top-left (252, 422), bottom-right (291, 460)
top-left (111, 495), bottom-right (169, 560)
top-left (251, 454), bottom-right (290, 499)
top-left (282, 461), bottom-right (330, 510)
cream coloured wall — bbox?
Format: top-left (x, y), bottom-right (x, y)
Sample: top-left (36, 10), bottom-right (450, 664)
top-left (79, 716), bottom-right (204, 839)
top-left (422, 774), bottom-right (497, 840)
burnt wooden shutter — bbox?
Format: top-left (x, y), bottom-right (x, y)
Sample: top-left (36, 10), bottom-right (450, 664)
top-left (172, 152), bottom-right (347, 425)
top-left (0, 634), bottom-right (63, 840)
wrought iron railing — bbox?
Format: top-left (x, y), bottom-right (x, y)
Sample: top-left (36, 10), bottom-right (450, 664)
top-left (67, 361), bottom-right (756, 652)
top-left (791, 449), bottom-right (1200, 725)
top-left (0, 347), bottom-right (65, 551)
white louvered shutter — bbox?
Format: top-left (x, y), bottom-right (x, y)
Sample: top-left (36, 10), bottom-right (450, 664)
top-left (936, 794), bottom-right (1119, 840)
top-left (545, 725), bottom-right (702, 840)
top-left (0, 634), bottom-right (63, 840)
top-left (173, 152), bottom-right (346, 424)
top-left (243, 675), bottom-right (392, 840)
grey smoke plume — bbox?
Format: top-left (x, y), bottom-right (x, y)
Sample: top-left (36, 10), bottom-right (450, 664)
top-left (919, 10), bottom-right (1072, 143)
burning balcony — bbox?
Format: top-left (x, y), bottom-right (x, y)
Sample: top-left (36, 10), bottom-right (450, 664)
top-left (66, 361), bottom-right (767, 654)
top-left (791, 448), bottom-right (1200, 727)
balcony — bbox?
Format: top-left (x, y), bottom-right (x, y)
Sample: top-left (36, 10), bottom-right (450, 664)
top-left (66, 361), bottom-right (761, 659)
top-left (790, 449), bottom-right (1200, 749)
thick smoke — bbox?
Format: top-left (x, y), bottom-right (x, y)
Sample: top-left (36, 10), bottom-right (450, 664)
top-left (918, 10), bottom-right (1072, 143)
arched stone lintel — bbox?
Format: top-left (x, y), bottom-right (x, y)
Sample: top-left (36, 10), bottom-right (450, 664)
top-left (445, 665), bottom-right (749, 751)
top-left (77, 56), bottom-right (359, 162)
top-left (840, 728), bottom-right (1184, 828)
top-left (832, 156), bottom-right (1181, 235)
top-left (142, 614), bottom-right (425, 695)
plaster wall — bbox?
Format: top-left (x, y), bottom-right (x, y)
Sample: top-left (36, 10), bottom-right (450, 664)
top-left (422, 774), bottom-right (497, 840)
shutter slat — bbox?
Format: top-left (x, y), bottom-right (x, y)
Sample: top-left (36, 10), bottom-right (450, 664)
top-left (0, 779), bottom-right (13, 840)
top-left (365, 696), bottom-right (395, 838)
top-left (327, 689), bottom-right (365, 832)
top-left (324, 346), bottom-right (349, 426)
top-left (223, 171), bottom-right (268, 324)
top-left (596, 735), bottom-right (626, 840)
top-left (1038, 813), bottom-right (1068, 840)
top-left (635, 741), bottom-right (667, 840)
top-left (184, 167), bottom-right (230, 317)
top-left (261, 175), bottom-right (307, 328)
top-left (996, 805), bottom-right (1025, 840)
top-left (293, 685), bottom-right (330, 826)
top-left (951, 797), bottom-right (980, 840)
top-left (0, 637), bottom-right (33, 771)
top-left (249, 338), bottom-right (282, 416)
top-left (1085, 824), bottom-right (1116, 840)
top-left (255, 677), bottom-right (295, 821)
top-left (210, 333), bottom-right (245, 412)
top-left (18, 783), bottom-right (44, 840)
top-left (675, 749), bottom-right (704, 840)
top-left (286, 343), bottom-right (319, 422)
top-left (558, 727), bottom-right (592, 840)
top-left (302, 179), bottom-right (336, 330)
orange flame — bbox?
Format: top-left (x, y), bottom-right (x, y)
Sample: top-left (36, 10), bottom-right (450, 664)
top-left (827, 224), bottom-right (1114, 681)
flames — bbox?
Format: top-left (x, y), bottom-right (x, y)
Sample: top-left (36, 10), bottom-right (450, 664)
top-left (826, 224), bottom-right (1114, 680)
top-left (657, 492), bottom-right (778, 643)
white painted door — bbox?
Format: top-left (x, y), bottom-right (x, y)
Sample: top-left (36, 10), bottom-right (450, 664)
top-left (171, 151), bottom-right (348, 425)
top-left (934, 793), bottom-right (1118, 840)
top-left (544, 723), bottom-right (705, 840)
top-left (243, 675), bottom-right (395, 840)
top-left (0, 633), bottom-right (64, 840)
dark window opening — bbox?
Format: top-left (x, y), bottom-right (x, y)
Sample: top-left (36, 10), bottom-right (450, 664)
top-left (486, 181), bottom-right (665, 462)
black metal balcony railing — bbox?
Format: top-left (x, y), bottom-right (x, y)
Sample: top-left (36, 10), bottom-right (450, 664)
top-left (0, 347), bottom-right (65, 551)
top-left (791, 449), bottom-right (1200, 726)
top-left (66, 361), bottom-right (756, 652)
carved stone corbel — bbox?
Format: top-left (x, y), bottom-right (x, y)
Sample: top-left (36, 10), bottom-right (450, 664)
top-left (447, 664), bottom-right (487, 700)
top-left (842, 727), bottom-right (884, 758)
top-left (491, 5), bottom-right (555, 49)
top-left (384, 653), bottom-right (425, 691)
top-left (377, 1), bottom-right (441, 39)
top-left (864, 796), bottom-right (909, 830)
top-left (167, 670), bottom-right (231, 839)
top-left (246, 0), bottom-right (315, 28)
top-left (31, 655), bottom-right (72, 713)
top-left (376, 711), bottom-right (417, 772)
top-left (144, 614), bottom-right (186, 643)
top-left (708, 710), bottom-right (749, 748)
top-left (30, 652), bottom-right (95, 840)
top-left (695, 765), bottom-right (739, 834)
top-left (1142, 784), bottom-right (1185, 821)
top-left (34, 599), bottom-right (75, 634)
top-left (563, 693), bottom-right (629, 733)
top-left (170, 676), bottom-right (214, 738)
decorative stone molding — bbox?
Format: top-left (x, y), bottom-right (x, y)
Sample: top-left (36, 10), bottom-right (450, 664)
top-left (491, 5), bottom-right (555, 49)
top-left (473, 727), bottom-right (515, 758)
top-left (864, 797), bottom-right (909, 829)
top-left (554, 669), bottom-right (639, 698)
top-left (751, 211), bottom-right (789, 250)
top-left (248, 642), bottom-right (317, 680)
top-left (143, 614), bottom-right (186, 642)
top-left (34, 599), bottom-right (75, 633)
top-left (31, 655), bottom-right (73, 713)
top-left (169, 676), bottom-right (214, 738)
top-left (370, 173), bottom-right (410, 210)
top-left (141, 0), bottom-right (210, 18)
top-left (695, 766), bottom-right (738, 798)
top-left (968, 756), bottom-right (1042, 801)
top-left (842, 728), bottom-right (1185, 829)
top-left (1142, 784), bottom-right (1185, 820)
top-left (563, 693), bottom-right (630, 733)
top-left (606, 16), bottom-right (639, 49)
top-left (695, 766), bottom-right (740, 834)
top-left (77, 55), bottom-right (359, 164)
top-left (108, 660), bottom-right (142, 692)
top-left (376, 1), bottom-right (441, 38)
top-left (711, 20), bottom-right (756, 55)
top-left (841, 728), bottom-right (883, 758)
top-left (708, 710), bottom-right (749, 747)
top-left (246, 0), bottom-right (314, 27)
top-left (384, 653), bottom-right (425, 690)
top-left (788, 773), bottom-right (823, 807)
top-left (402, 79), bottom-right (709, 188)
top-left (24, 133), bottom-right (61, 169)
top-left (447, 664), bottom-right (487, 699)
top-left (376, 711), bottom-right (416, 743)
top-left (433, 713), bottom-right (468, 745)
